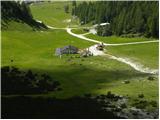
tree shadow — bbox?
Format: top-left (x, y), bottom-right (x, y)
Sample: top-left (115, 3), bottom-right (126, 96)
top-left (1, 66), bottom-right (61, 95)
top-left (1, 66), bottom-right (156, 119)
top-left (1, 96), bottom-right (122, 119)
top-left (1, 65), bottom-right (149, 96)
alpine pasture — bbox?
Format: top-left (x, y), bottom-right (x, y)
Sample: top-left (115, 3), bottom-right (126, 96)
top-left (2, 1), bottom-right (159, 114)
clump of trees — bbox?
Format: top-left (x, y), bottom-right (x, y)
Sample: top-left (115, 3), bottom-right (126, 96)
top-left (1, 66), bottom-right (61, 95)
top-left (97, 24), bottom-right (112, 36)
top-left (73, 1), bottom-right (159, 38)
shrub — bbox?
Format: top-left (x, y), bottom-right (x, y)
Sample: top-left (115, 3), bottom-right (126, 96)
top-left (147, 76), bottom-right (155, 81)
top-left (138, 94), bottom-right (144, 98)
top-left (149, 101), bottom-right (157, 107)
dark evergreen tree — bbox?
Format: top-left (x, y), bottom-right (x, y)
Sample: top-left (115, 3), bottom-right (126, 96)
top-left (64, 5), bottom-right (69, 13)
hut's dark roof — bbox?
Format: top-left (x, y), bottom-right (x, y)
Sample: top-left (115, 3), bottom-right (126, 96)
top-left (63, 45), bottom-right (78, 50)
top-left (55, 45), bottom-right (78, 55)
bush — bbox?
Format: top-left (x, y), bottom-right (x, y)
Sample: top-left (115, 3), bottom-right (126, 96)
top-left (147, 76), bottom-right (155, 81)
top-left (64, 5), bottom-right (69, 13)
top-left (132, 100), bottom-right (149, 109)
top-left (150, 101), bottom-right (157, 107)
top-left (122, 80), bottom-right (130, 84)
top-left (138, 94), bottom-right (144, 98)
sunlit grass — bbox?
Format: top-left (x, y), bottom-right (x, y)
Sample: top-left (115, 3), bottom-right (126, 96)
top-left (86, 34), bottom-right (158, 44)
top-left (71, 28), bottom-right (88, 34)
top-left (107, 43), bottom-right (159, 69)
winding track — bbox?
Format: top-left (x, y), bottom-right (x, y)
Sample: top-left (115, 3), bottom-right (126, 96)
top-left (87, 45), bottom-right (158, 74)
top-left (106, 54), bottom-right (158, 74)
top-left (44, 23), bottom-right (159, 74)
top-left (45, 24), bottom-right (159, 46)
top-left (66, 28), bottom-right (159, 74)
top-left (66, 28), bottom-right (158, 46)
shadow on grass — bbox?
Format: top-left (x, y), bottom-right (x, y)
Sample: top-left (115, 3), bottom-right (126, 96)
top-left (1, 65), bottom-right (149, 96)
top-left (1, 66), bottom-right (153, 119)
top-left (2, 96), bottom-right (121, 119)
top-left (46, 65), bottom-right (149, 86)
top-left (1, 66), bottom-right (61, 95)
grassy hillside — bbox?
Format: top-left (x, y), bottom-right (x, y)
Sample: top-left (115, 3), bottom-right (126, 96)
top-left (2, 21), bottom-right (34, 31)
top-left (86, 34), bottom-right (158, 44)
top-left (107, 43), bottom-right (159, 69)
top-left (30, 2), bottom-right (73, 27)
top-left (2, 28), bottom-right (158, 102)
top-left (85, 34), bottom-right (159, 69)
top-left (2, 29), bottom-right (93, 66)
top-left (71, 28), bottom-right (88, 34)
top-left (2, 1), bottom-right (158, 114)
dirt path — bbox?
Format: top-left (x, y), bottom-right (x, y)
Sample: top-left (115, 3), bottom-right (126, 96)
top-left (88, 45), bottom-right (105, 56)
top-left (88, 45), bottom-right (158, 74)
top-left (106, 54), bottom-right (158, 74)
top-left (38, 20), bottom-right (158, 74)
top-left (45, 25), bottom-right (158, 46)
top-left (66, 28), bottom-right (158, 46)
top-left (67, 28), bottom-right (104, 44)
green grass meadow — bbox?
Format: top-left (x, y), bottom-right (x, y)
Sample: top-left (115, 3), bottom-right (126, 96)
top-left (71, 28), bottom-right (88, 34)
top-left (107, 43), bottom-right (159, 69)
top-left (86, 34), bottom-right (158, 44)
top-left (1, 1), bottom-right (159, 110)
top-left (30, 2), bottom-right (73, 27)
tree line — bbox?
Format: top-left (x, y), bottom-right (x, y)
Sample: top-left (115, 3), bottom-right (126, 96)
top-left (72, 1), bottom-right (159, 38)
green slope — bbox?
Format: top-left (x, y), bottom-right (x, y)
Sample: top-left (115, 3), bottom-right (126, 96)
top-left (1, 1), bottom-right (158, 111)
top-left (30, 2), bottom-right (73, 27)
top-left (107, 43), bottom-right (159, 69)
top-left (86, 34), bottom-right (158, 44)
top-left (2, 28), bottom-right (158, 102)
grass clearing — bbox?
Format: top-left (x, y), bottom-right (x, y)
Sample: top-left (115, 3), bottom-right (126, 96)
top-left (71, 28), bottom-right (88, 34)
top-left (95, 76), bottom-right (158, 101)
top-left (2, 21), bottom-right (33, 31)
top-left (2, 26), bottom-right (158, 101)
top-left (107, 43), bottom-right (159, 69)
top-left (30, 2), bottom-right (73, 27)
top-left (85, 34), bottom-right (158, 44)
top-left (1, 1), bottom-right (159, 112)
top-left (2, 29), bottom-right (93, 66)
